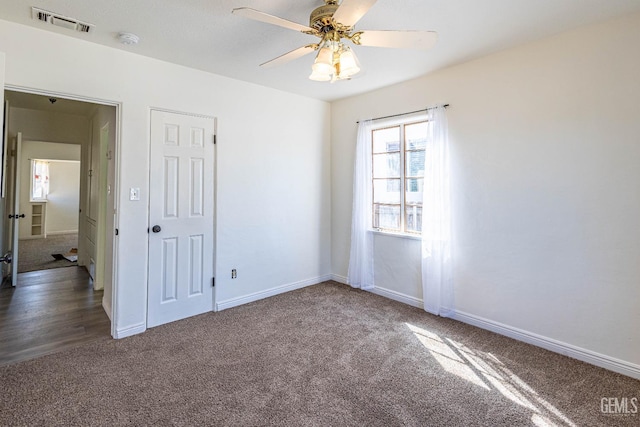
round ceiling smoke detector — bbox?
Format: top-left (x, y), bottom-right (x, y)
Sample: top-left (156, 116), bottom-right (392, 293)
top-left (118, 32), bottom-right (140, 45)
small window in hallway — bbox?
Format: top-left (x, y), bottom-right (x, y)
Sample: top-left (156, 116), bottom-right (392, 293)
top-left (31, 159), bottom-right (49, 201)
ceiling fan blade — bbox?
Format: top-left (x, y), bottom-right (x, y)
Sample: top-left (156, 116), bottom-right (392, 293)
top-left (332, 0), bottom-right (377, 28)
top-left (232, 7), bottom-right (314, 33)
top-left (260, 45), bottom-right (318, 68)
top-left (354, 30), bottom-right (438, 49)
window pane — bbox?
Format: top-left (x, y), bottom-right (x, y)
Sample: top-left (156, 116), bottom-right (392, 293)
top-left (373, 126), bottom-right (400, 153)
top-left (406, 150), bottom-right (425, 177)
top-left (373, 204), bottom-right (401, 231)
top-left (405, 205), bottom-right (422, 233)
top-left (373, 179), bottom-right (401, 204)
top-left (405, 121), bottom-right (428, 150)
top-left (406, 178), bottom-right (423, 206)
top-left (32, 160), bottom-right (49, 200)
top-left (373, 153), bottom-right (400, 178)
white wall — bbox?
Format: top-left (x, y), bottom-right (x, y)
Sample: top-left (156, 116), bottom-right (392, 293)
top-left (45, 160), bottom-right (80, 234)
top-left (0, 19), bottom-right (331, 337)
top-left (18, 141), bottom-right (80, 238)
top-left (7, 107), bottom-right (88, 144)
top-left (331, 13), bottom-right (640, 371)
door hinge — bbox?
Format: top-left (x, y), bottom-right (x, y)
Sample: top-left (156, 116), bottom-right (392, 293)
top-left (213, 134), bottom-right (217, 145)
top-left (212, 277), bottom-right (215, 287)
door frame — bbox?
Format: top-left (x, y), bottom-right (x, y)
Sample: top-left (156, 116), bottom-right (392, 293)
top-left (10, 131), bottom-right (22, 287)
top-left (4, 84), bottom-right (122, 337)
top-left (147, 107), bottom-right (218, 322)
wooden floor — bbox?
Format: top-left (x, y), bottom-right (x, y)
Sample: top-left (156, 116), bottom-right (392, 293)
top-left (0, 266), bottom-right (111, 367)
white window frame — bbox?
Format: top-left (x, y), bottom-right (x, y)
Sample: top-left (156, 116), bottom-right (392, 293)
top-left (371, 116), bottom-right (428, 236)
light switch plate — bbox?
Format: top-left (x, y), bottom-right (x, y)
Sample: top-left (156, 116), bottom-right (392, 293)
top-left (129, 187), bottom-right (140, 201)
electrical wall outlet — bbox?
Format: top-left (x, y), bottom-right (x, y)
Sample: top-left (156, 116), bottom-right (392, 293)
top-left (231, 269), bottom-right (237, 279)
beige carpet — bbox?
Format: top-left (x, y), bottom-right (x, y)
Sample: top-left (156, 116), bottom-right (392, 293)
top-left (17, 234), bottom-right (78, 272)
top-left (1, 282), bottom-right (637, 426)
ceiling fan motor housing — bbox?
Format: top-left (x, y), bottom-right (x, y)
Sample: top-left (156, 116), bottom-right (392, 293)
top-left (310, 1), bottom-right (340, 33)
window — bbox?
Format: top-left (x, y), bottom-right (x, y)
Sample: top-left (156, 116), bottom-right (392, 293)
top-left (31, 160), bottom-right (49, 201)
top-left (372, 120), bottom-right (428, 234)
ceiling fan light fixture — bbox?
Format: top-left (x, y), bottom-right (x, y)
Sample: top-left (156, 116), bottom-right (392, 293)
top-left (337, 46), bottom-right (360, 79)
top-left (234, 0), bottom-right (438, 83)
top-left (311, 62), bottom-right (333, 75)
top-left (308, 38), bottom-right (361, 82)
top-left (313, 46), bottom-right (334, 69)
top-left (309, 45), bottom-right (334, 81)
top-left (309, 68), bottom-right (332, 81)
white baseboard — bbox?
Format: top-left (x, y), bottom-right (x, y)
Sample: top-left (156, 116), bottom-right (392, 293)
top-left (328, 276), bottom-right (639, 379)
top-left (114, 322), bottom-right (146, 339)
top-left (331, 274), bottom-right (348, 284)
top-left (102, 297), bottom-right (112, 321)
top-left (453, 310), bottom-right (640, 380)
top-left (46, 230), bottom-right (78, 236)
top-left (215, 274), bottom-right (332, 311)
top-left (19, 232), bottom-right (78, 240)
top-left (330, 275), bottom-right (423, 309)
top-left (368, 286), bottom-right (423, 309)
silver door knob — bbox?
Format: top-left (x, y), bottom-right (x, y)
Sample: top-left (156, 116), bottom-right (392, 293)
top-left (152, 225), bottom-right (161, 233)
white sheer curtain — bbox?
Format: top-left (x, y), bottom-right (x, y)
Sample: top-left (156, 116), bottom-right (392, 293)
top-left (32, 160), bottom-right (50, 200)
top-left (422, 106), bottom-right (453, 316)
top-left (347, 120), bottom-right (374, 290)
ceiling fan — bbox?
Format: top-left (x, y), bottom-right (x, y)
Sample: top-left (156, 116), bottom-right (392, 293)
top-left (232, 0), bottom-right (437, 82)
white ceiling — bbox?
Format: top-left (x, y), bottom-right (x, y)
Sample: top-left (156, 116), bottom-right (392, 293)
top-left (2, 0), bottom-right (640, 102)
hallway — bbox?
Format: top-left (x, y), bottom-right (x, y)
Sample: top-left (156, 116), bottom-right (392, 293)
top-left (0, 267), bottom-right (110, 366)
top-left (18, 234), bottom-right (78, 272)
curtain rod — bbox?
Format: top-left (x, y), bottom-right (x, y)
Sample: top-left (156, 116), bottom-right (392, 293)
top-left (356, 104), bottom-right (449, 124)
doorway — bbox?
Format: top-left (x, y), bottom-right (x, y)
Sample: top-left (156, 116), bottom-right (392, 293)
top-left (17, 156), bottom-right (81, 273)
top-left (0, 89), bottom-right (118, 363)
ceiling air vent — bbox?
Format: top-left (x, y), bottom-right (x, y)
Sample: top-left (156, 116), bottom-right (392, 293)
top-left (31, 7), bottom-right (94, 34)
top-left (76, 23), bottom-right (92, 33)
top-left (33, 9), bottom-right (51, 23)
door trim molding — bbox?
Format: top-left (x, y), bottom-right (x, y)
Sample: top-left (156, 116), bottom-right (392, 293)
top-left (4, 85), bottom-right (121, 109)
top-left (149, 107), bottom-right (216, 121)
top-left (4, 84), bottom-right (122, 338)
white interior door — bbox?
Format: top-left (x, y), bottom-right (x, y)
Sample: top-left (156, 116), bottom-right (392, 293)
top-left (148, 110), bottom-right (215, 328)
top-left (10, 132), bottom-right (23, 286)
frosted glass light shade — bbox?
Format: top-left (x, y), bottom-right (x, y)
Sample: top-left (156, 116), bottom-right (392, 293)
top-left (338, 48), bottom-right (360, 78)
top-left (309, 68), bottom-right (332, 81)
top-left (312, 61), bottom-right (333, 76)
top-left (309, 46), bottom-right (334, 81)
top-left (316, 47), bottom-right (333, 66)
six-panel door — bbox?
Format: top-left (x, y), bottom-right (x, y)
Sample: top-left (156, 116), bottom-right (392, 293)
top-left (148, 110), bottom-right (215, 328)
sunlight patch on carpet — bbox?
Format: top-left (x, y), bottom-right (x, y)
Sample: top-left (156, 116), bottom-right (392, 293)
top-left (406, 322), bottom-right (576, 427)
top-left (406, 323), bottom-right (490, 390)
